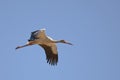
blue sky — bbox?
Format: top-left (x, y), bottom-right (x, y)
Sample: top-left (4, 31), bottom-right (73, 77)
top-left (0, 0), bottom-right (120, 80)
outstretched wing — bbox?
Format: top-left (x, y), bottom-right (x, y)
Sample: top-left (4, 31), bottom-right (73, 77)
top-left (28, 29), bottom-right (46, 41)
top-left (39, 43), bottom-right (58, 65)
top-left (28, 30), bottom-right (39, 41)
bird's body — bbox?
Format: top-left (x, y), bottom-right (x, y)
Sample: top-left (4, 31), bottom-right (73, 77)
top-left (16, 29), bottom-right (72, 65)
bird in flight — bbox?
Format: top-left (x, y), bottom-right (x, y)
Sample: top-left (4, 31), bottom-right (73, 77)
top-left (16, 29), bottom-right (72, 65)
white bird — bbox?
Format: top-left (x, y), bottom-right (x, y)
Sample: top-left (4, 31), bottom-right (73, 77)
top-left (16, 29), bottom-right (72, 65)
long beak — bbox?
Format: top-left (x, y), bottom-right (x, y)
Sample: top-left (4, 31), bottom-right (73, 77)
top-left (65, 41), bottom-right (73, 45)
top-left (15, 44), bottom-right (30, 49)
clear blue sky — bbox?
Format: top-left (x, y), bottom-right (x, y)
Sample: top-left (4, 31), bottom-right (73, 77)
top-left (0, 0), bottom-right (120, 80)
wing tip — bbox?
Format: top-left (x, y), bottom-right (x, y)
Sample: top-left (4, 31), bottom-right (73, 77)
top-left (46, 54), bottom-right (58, 66)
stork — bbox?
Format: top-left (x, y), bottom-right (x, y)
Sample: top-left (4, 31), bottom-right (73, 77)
top-left (16, 29), bottom-right (72, 65)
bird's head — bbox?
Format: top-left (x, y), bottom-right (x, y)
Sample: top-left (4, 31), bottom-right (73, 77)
top-left (60, 40), bottom-right (73, 45)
